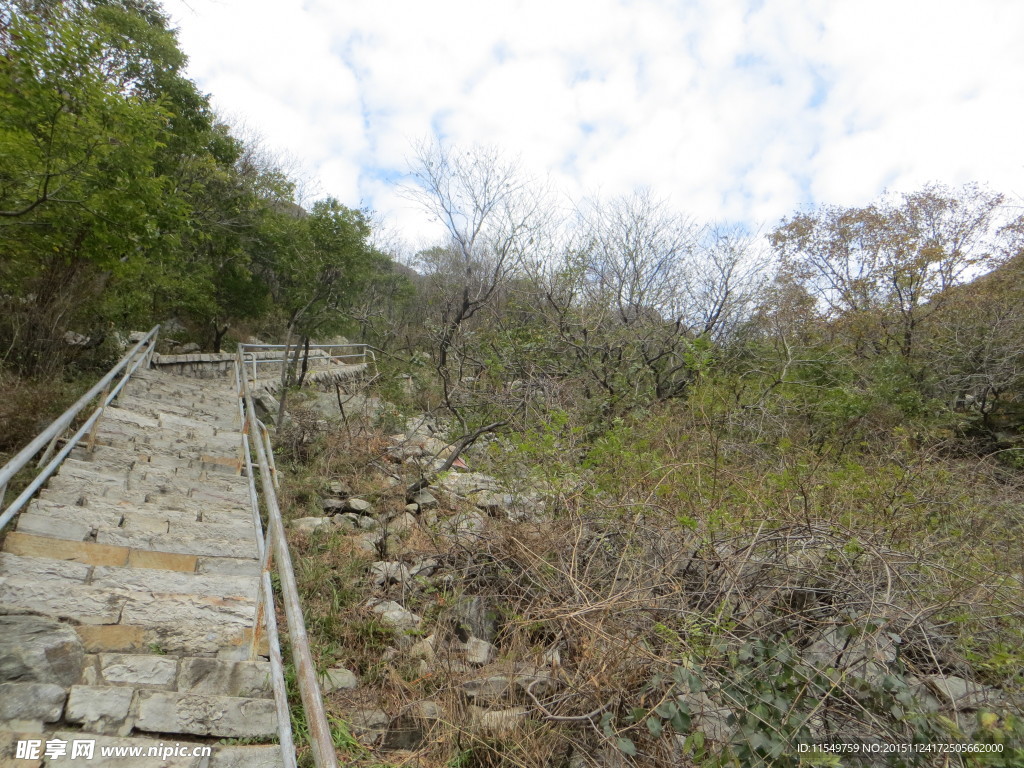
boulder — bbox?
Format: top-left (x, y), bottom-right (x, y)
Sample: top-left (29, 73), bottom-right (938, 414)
top-left (369, 561), bottom-right (411, 587)
top-left (463, 637), bottom-right (496, 666)
top-left (290, 517), bottom-right (329, 533)
top-left (469, 705), bottom-right (528, 735)
top-left (321, 498), bottom-right (347, 513)
top-left (409, 490), bottom-right (438, 509)
top-left (386, 512), bottom-right (418, 533)
top-left (343, 498), bottom-right (373, 514)
top-left (368, 599), bottom-right (421, 630)
top-left (347, 708), bottom-right (388, 744)
top-left (321, 666), bottom-right (358, 693)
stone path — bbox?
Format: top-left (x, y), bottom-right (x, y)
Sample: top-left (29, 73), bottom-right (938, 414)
top-left (0, 368), bottom-right (286, 767)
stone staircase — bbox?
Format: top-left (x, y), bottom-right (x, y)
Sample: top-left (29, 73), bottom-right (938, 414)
top-left (0, 368), bottom-right (287, 767)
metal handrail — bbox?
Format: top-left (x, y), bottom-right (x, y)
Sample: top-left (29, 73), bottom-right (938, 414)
top-left (0, 326), bottom-right (160, 530)
top-left (235, 350), bottom-right (339, 768)
top-left (239, 342), bottom-right (377, 385)
top-left (233, 361), bottom-right (297, 768)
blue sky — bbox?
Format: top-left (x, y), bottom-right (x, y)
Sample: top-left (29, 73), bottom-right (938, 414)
top-left (162, 0), bottom-right (1024, 247)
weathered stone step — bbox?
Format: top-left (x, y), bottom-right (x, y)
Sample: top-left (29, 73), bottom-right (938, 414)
top-left (78, 654), bottom-right (272, 698)
top-left (114, 393), bottom-right (238, 422)
top-left (91, 426), bottom-right (240, 458)
top-left (7, 730), bottom-right (287, 767)
top-left (71, 445), bottom-right (243, 476)
top-left (95, 409), bottom-right (241, 446)
top-left (37, 490), bottom-right (253, 525)
top-left (26, 497), bottom-right (252, 531)
top-left (0, 576), bottom-right (256, 655)
top-left (120, 384), bottom-right (239, 406)
top-left (13, 513), bottom-right (257, 559)
top-left (2, 532), bottom-right (256, 577)
top-left (44, 476), bottom-right (251, 511)
top-left (56, 459), bottom-right (249, 500)
top-left (0, 553), bottom-right (257, 600)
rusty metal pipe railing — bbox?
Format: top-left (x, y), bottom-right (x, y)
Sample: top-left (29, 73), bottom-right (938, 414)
top-left (236, 350), bottom-right (339, 768)
top-left (234, 361), bottom-right (297, 768)
top-left (239, 343), bottom-right (377, 386)
top-left (0, 326), bottom-right (160, 529)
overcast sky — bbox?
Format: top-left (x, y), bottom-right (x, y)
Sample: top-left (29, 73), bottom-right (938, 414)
top-left (161, 0), bottom-right (1024, 246)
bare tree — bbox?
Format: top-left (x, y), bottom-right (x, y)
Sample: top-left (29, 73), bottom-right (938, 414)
top-left (404, 140), bottom-right (550, 420)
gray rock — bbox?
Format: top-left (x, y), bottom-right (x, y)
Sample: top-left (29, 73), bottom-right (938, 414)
top-left (462, 675), bottom-right (512, 703)
top-left (338, 512), bottom-right (362, 527)
top-left (409, 558), bottom-right (440, 579)
top-left (803, 625), bottom-right (896, 684)
top-left (370, 561), bottom-right (410, 587)
top-left (331, 515), bottom-right (356, 531)
top-left (353, 532), bottom-right (383, 553)
top-left (321, 498), bottom-right (347, 513)
top-left (386, 512), bottom-right (418, 533)
top-left (66, 685), bottom-right (135, 735)
top-left (923, 674), bottom-right (1003, 710)
top-left (368, 599), bottom-right (422, 629)
top-left (410, 635), bottom-right (436, 660)
top-left (456, 596), bottom-right (500, 642)
top-left (328, 481), bottom-right (351, 497)
top-left (0, 615), bottom-right (84, 686)
top-left (0, 681), bottom-right (66, 723)
top-left (443, 509), bottom-right (488, 546)
top-left (677, 691), bottom-right (733, 743)
top-left (356, 515), bottom-right (379, 530)
top-left (290, 516), bottom-right (329, 533)
top-left (463, 637), bottom-right (497, 666)
top-left (344, 498), bottom-right (373, 514)
top-left (470, 705), bottom-right (528, 735)
top-left (437, 472), bottom-right (500, 497)
top-left (347, 708), bottom-right (389, 744)
top-left (321, 666), bottom-right (358, 693)
top-left (409, 490), bottom-right (438, 509)
top-left (470, 490), bottom-right (511, 513)
top-left (408, 699), bottom-right (443, 721)
top-left (383, 713), bottom-right (424, 750)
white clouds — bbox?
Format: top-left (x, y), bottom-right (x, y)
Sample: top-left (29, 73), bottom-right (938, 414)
top-left (162, 0), bottom-right (1024, 244)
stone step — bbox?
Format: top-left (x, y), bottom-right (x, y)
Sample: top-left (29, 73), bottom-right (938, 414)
top-left (114, 393), bottom-right (238, 422)
top-left (79, 654), bottom-right (272, 698)
top-left (0, 576), bottom-right (256, 655)
top-left (71, 445), bottom-right (244, 476)
top-left (91, 427), bottom-right (240, 459)
top-left (44, 476), bottom-right (251, 512)
top-left (0, 553), bottom-right (257, 600)
top-left (122, 383), bottom-right (239, 404)
top-left (37, 490), bottom-right (253, 525)
top-left (57, 459), bottom-right (249, 500)
top-left (68, 688), bottom-right (275, 740)
top-left (3, 531), bottom-right (256, 578)
top-left (94, 413), bottom-right (241, 448)
top-left (0, 729), bottom-right (281, 768)
top-left (28, 496), bottom-right (251, 529)
top-left (13, 513), bottom-right (258, 559)
top-left (15, 730), bottom-right (287, 766)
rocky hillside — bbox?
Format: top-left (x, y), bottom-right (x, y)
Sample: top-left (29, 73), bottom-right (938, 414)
top-left (273, 376), bottom-right (1024, 768)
